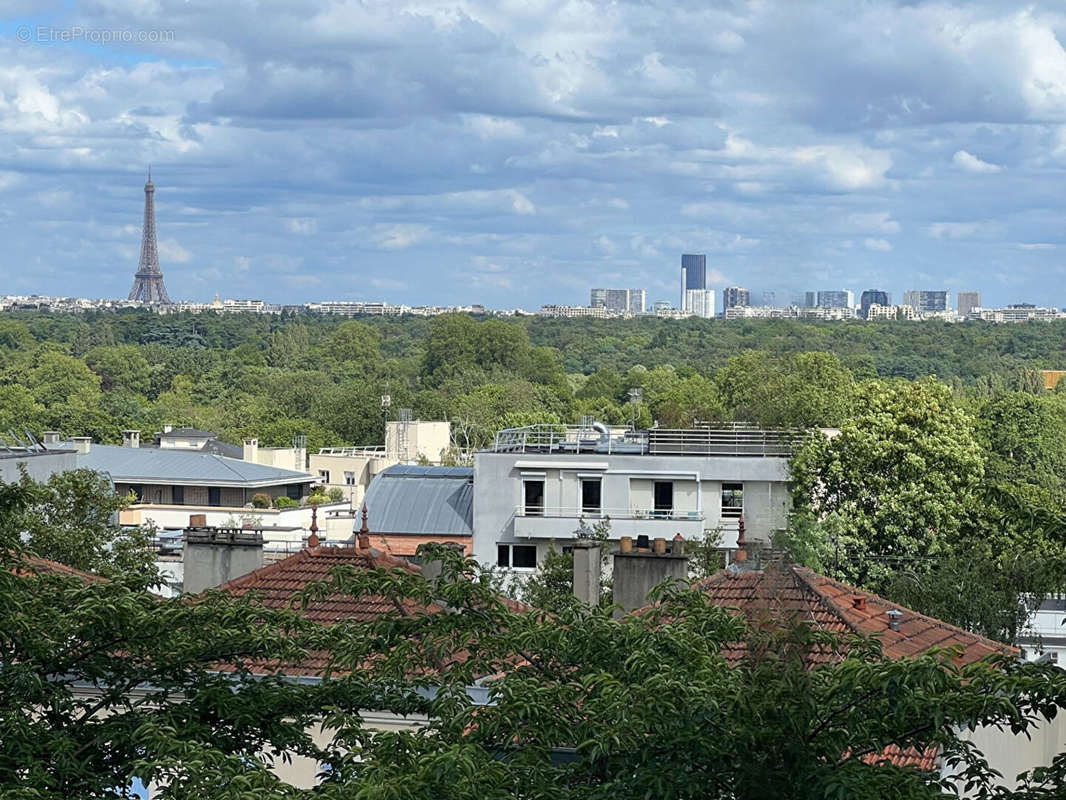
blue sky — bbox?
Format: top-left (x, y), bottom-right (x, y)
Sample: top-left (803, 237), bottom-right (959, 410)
top-left (2, 0), bottom-right (1066, 310)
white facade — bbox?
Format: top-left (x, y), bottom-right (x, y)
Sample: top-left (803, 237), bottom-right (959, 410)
top-left (472, 425), bottom-right (792, 575)
top-left (684, 289), bottom-right (716, 318)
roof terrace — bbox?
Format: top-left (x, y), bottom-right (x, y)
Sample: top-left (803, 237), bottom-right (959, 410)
top-left (488, 422), bottom-right (802, 458)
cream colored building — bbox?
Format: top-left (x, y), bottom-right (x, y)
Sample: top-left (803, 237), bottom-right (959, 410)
top-left (309, 420), bottom-right (451, 506)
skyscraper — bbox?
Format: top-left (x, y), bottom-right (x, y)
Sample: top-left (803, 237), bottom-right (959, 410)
top-left (957, 291), bottom-right (981, 318)
top-left (128, 170), bottom-right (172, 304)
top-left (680, 254), bottom-right (706, 311)
top-left (816, 290), bottom-right (853, 308)
top-left (903, 290), bottom-right (948, 313)
top-left (723, 286), bottom-right (750, 312)
top-left (860, 290), bottom-right (890, 319)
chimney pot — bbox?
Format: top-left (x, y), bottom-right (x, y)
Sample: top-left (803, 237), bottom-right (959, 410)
top-left (652, 537), bottom-right (666, 554)
top-left (886, 608), bottom-right (903, 632)
top-left (670, 535), bottom-right (685, 555)
top-left (163, 424), bottom-right (173, 434)
top-left (619, 536), bottom-right (633, 554)
top-left (852, 596), bottom-right (867, 611)
top-left (636, 534), bottom-right (650, 551)
top-left (71, 436), bottom-right (92, 454)
top-left (122, 429), bottom-right (140, 448)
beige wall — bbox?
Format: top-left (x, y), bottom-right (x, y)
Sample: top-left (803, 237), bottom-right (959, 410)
top-left (385, 420), bottom-right (451, 462)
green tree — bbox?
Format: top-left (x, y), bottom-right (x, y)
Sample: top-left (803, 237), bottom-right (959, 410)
top-left (326, 320), bottom-right (382, 366)
top-left (789, 378), bottom-right (985, 589)
top-left (84, 345), bottom-right (153, 395)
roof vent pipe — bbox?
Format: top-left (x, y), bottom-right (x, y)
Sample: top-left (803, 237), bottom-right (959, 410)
top-left (886, 608), bottom-right (903, 632)
top-left (591, 421), bottom-right (610, 440)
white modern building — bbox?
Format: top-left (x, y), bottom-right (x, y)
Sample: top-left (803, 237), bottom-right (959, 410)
top-left (472, 423), bottom-right (794, 575)
top-left (684, 289), bottom-right (716, 319)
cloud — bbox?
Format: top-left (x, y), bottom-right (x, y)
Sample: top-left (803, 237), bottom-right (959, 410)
top-left (953, 150), bottom-right (1002, 173)
top-left (849, 211), bottom-right (901, 235)
top-left (927, 221), bottom-right (982, 239)
top-left (283, 217), bottom-right (318, 235)
top-left (158, 239), bottom-right (192, 263)
top-left (1018, 243), bottom-right (1055, 250)
top-left (371, 224), bottom-right (430, 250)
top-left (864, 238), bottom-right (893, 252)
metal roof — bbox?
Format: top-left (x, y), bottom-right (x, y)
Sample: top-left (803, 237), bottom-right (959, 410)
top-left (363, 465), bottom-right (473, 536)
top-left (67, 443), bottom-right (315, 488)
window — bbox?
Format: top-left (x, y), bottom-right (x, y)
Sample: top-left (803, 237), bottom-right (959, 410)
top-left (318, 470), bottom-right (331, 484)
top-left (172, 485), bottom-right (184, 505)
top-left (498, 543), bottom-right (538, 569)
top-left (286, 483), bottom-right (302, 500)
top-left (208, 486), bottom-right (221, 506)
top-left (581, 478), bottom-right (602, 514)
top-left (344, 470), bottom-right (356, 486)
top-left (129, 484), bottom-right (143, 502)
top-left (721, 483), bottom-right (744, 517)
top-left (523, 480), bottom-right (545, 516)
top-left (653, 481), bottom-right (673, 517)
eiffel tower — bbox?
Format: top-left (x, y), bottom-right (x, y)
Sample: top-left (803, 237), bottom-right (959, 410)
top-left (128, 168), bottom-right (172, 304)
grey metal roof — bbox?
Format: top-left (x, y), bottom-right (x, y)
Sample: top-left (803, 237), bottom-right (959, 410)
top-left (66, 443), bottom-right (315, 488)
top-left (363, 465), bottom-right (473, 536)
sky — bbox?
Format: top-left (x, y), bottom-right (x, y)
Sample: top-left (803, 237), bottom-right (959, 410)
top-left (2, 1), bottom-right (1066, 310)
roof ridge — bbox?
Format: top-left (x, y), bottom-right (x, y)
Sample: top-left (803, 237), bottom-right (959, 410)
top-left (788, 565), bottom-right (865, 638)
top-left (215, 547), bottom-right (315, 592)
top-left (795, 566), bottom-right (1014, 653)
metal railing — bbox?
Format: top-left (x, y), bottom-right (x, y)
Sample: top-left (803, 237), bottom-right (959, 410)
top-left (514, 505), bottom-right (705, 522)
top-left (316, 446), bottom-right (389, 457)
top-left (491, 423), bottom-right (802, 457)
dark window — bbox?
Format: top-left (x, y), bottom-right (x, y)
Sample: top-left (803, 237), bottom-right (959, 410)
top-left (512, 545), bottom-right (537, 569)
top-left (653, 481), bottom-right (673, 516)
top-left (581, 479), bottom-right (602, 514)
top-left (208, 486), bottom-right (221, 506)
top-left (287, 484), bottom-right (302, 500)
top-left (722, 483), bottom-right (744, 517)
top-left (497, 544), bottom-right (538, 569)
top-left (172, 485), bottom-right (184, 505)
top-left (129, 485), bottom-right (143, 502)
top-left (523, 480), bottom-right (545, 516)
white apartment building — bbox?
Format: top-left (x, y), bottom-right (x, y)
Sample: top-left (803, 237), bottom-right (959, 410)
top-left (472, 423), bottom-right (793, 574)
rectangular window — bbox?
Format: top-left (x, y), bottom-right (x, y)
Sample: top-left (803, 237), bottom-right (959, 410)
top-left (318, 470), bottom-right (331, 484)
top-left (497, 544), bottom-right (538, 569)
top-left (172, 485), bottom-right (184, 505)
top-left (722, 483), bottom-right (744, 518)
top-left (129, 485), bottom-right (143, 502)
top-left (208, 486), bottom-right (221, 506)
top-left (287, 484), bottom-right (302, 500)
top-left (653, 481), bottom-right (673, 516)
top-left (523, 480), bottom-right (545, 516)
top-left (581, 478), bottom-right (602, 514)
top-left (344, 470), bottom-right (356, 486)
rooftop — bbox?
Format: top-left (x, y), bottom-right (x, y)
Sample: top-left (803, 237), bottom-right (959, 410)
top-left (697, 564), bottom-right (1010, 665)
top-left (488, 422), bottom-right (800, 457)
top-left (362, 465), bottom-right (473, 539)
top-left (67, 443), bottom-right (315, 488)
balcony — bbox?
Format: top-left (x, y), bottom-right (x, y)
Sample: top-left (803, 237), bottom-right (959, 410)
top-left (512, 506), bottom-right (707, 540)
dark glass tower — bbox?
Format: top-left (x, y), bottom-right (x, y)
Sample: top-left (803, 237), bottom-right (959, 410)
top-left (680, 254), bottom-right (706, 310)
top-left (860, 289), bottom-right (890, 319)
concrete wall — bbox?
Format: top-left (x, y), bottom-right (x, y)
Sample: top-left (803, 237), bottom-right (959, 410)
top-left (472, 451), bottom-right (791, 572)
top-left (182, 530), bottom-right (264, 593)
top-left (385, 420), bottom-right (451, 462)
top-left (948, 715), bottom-right (1066, 792)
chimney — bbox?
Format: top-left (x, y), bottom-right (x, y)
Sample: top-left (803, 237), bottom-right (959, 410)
top-left (356, 504), bottom-right (371, 550)
top-left (163, 424), bottom-right (173, 434)
top-left (420, 541), bottom-right (465, 582)
top-left (612, 539), bottom-right (689, 615)
top-left (733, 516), bottom-right (748, 564)
top-left (41, 431), bottom-right (61, 444)
top-left (307, 504), bottom-right (319, 549)
top-left (182, 526), bottom-right (264, 594)
top-left (243, 438), bottom-right (259, 463)
top-left (572, 539), bottom-right (601, 607)
top-left (71, 436), bottom-right (92, 454)
top-left (122, 429), bottom-right (140, 448)
top-left (852, 596), bottom-right (867, 612)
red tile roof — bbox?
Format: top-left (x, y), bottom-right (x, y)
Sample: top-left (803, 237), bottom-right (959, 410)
top-left (217, 544), bottom-right (432, 624)
top-left (14, 553), bottom-right (104, 583)
top-left (368, 533), bottom-right (472, 557)
top-left (696, 564), bottom-right (1011, 665)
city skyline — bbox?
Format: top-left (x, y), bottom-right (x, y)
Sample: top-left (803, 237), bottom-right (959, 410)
top-left (4, 2), bottom-right (1066, 308)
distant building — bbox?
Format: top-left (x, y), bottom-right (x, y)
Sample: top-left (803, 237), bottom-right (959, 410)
top-left (760, 291), bottom-right (778, 308)
top-left (957, 291), bottom-right (982, 318)
top-left (539, 305), bottom-right (609, 318)
top-left (859, 290), bottom-right (890, 319)
top-left (590, 288), bottom-right (646, 314)
top-left (685, 289), bottom-right (716, 318)
top-left (653, 300), bottom-right (672, 313)
top-left (2, 433), bottom-right (76, 483)
top-left (309, 419), bottom-right (451, 506)
top-left (816, 290), bottom-right (854, 309)
top-left (723, 286), bottom-right (750, 312)
top-left (804, 291), bottom-right (817, 308)
top-left (903, 290), bottom-right (948, 313)
top-left (680, 254), bottom-right (706, 311)
top-left (867, 304), bottom-right (918, 321)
